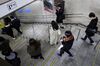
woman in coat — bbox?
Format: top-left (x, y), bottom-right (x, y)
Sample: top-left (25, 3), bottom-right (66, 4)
top-left (49, 20), bottom-right (61, 45)
top-left (27, 38), bottom-right (44, 59)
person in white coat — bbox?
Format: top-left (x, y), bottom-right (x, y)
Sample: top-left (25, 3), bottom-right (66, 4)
top-left (49, 21), bottom-right (61, 45)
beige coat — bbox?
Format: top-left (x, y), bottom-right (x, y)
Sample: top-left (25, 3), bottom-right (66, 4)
top-left (49, 26), bottom-right (61, 45)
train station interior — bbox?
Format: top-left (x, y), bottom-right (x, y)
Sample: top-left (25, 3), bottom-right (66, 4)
top-left (0, 0), bottom-right (100, 66)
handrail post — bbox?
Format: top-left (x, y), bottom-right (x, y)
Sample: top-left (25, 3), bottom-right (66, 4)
top-left (76, 29), bottom-right (81, 40)
top-left (94, 39), bottom-right (100, 50)
top-left (70, 25), bottom-right (72, 31)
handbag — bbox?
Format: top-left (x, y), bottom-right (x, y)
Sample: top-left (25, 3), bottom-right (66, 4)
top-left (87, 28), bottom-right (96, 33)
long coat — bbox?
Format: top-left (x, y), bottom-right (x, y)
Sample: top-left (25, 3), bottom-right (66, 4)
top-left (27, 44), bottom-right (41, 57)
top-left (85, 17), bottom-right (98, 36)
top-left (49, 26), bottom-right (61, 45)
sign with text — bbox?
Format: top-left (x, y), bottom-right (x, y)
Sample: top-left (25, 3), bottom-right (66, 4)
top-left (7, 1), bottom-right (17, 10)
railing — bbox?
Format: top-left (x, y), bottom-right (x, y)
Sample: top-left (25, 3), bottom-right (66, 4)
top-left (21, 22), bottom-right (100, 50)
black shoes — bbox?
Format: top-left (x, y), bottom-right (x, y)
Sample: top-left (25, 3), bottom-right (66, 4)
top-left (40, 56), bottom-right (44, 60)
top-left (81, 38), bottom-right (85, 41)
top-left (57, 53), bottom-right (62, 57)
top-left (60, 26), bottom-right (64, 29)
top-left (69, 54), bottom-right (73, 57)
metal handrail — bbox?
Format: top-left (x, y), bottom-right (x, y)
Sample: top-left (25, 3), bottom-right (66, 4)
top-left (22, 22), bottom-right (100, 35)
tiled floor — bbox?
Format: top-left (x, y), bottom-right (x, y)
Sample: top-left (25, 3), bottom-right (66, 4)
top-left (0, 23), bottom-right (100, 66)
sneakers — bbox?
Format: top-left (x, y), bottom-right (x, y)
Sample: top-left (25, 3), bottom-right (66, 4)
top-left (68, 55), bottom-right (73, 57)
top-left (91, 42), bottom-right (96, 45)
top-left (81, 38), bottom-right (85, 41)
top-left (40, 56), bottom-right (44, 60)
top-left (12, 38), bottom-right (15, 40)
top-left (57, 53), bottom-right (62, 57)
top-left (60, 26), bottom-right (64, 29)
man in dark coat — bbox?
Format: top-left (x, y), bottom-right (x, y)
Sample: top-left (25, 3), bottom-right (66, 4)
top-left (81, 12), bottom-right (98, 45)
top-left (3, 17), bottom-right (15, 39)
top-left (56, 7), bottom-right (64, 24)
top-left (10, 16), bottom-right (22, 34)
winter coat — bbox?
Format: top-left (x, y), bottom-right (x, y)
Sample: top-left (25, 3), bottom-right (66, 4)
top-left (11, 19), bottom-right (21, 28)
top-left (27, 44), bottom-right (41, 57)
top-left (49, 26), bottom-right (61, 45)
top-left (62, 35), bottom-right (74, 50)
top-left (56, 9), bottom-right (64, 23)
top-left (85, 17), bottom-right (98, 36)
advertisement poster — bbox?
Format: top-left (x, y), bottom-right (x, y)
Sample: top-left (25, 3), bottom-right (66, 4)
top-left (43, 0), bottom-right (54, 13)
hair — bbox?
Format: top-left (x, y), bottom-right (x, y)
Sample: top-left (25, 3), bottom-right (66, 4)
top-left (3, 17), bottom-right (11, 25)
top-left (29, 38), bottom-right (40, 50)
top-left (65, 31), bottom-right (72, 37)
top-left (51, 20), bottom-right (59, 30)
top-left (10, 15), bottom-right (15, 19)
top-left (89, 12), bottom-right (95, 18)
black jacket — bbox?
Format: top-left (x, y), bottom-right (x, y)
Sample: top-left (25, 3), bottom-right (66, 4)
top-left (56, 9), bottom-right (64, 23)
top-left (62, 36), bottom-right (74, 50)
top-left (87, 17), bottom-right (98, 29)
top-left (3, 25), bottom-right (13, 34)
top-left (85, 17), bottom-right (98, 36)
top-left (11, 19), bottom-right (21, 28)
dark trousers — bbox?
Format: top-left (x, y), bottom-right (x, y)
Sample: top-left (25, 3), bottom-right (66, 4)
top-left (59, 47), bottom-right (72, 56)
top-left (31, 53), bottom-right (44, 59)
top-left (7, 32), bottom-right (14, 38)
top-left (14, 27), bottom-right (22, 34)
top-left (83, 35), bottom-right (94, 43)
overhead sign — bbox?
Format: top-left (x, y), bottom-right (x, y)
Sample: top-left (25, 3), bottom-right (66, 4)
top-left (7, 1), bottom-right (17, 10)
top-left (0, 0), bottom-right (35, 18)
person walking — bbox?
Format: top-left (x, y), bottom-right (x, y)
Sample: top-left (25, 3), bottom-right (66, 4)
top-left (3, 17), bottom-right (15, 39)
top-left (58, 31), bottom-right (74, 57)
top-left (49, 20), bottom-right (61, 45)
top-left (56, 7), bottom-right (64, 29)
top-left (81, 12), bottom-right (98, 45)
top-left (10, 16), bottom-right (22, 34)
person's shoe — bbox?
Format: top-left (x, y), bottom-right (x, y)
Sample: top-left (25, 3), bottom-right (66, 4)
top-left (51, 44), bottom-right (54, 46)
top-left (57, 53), bottom-right (62, 57)
top-left (91, 42), bottom-right (96, 45)
top-left (60, 26), bottom-right (64, 29)
top-left (81, 38), bottom-right (85, 41)
top-left (40, 56), bottom-right (44, 60)
top-left (19, 32), bottom-right (23, 34)
top-left (56, 42), bottom-right (58, 45)
top-left (12, 38), bottom-right (15, 40)
top-left (31, 56), bottom-right (38, 59)
top-left (69, 55), bottom-right (73, 57)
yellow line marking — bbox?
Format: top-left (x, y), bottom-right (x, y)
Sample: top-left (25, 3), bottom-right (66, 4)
top-left (41, 46), bottom-right (58, 66)
top-left (92, 44), bottom-right (100, 66)
top-left (50, 58), bottom-right (57, 66)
